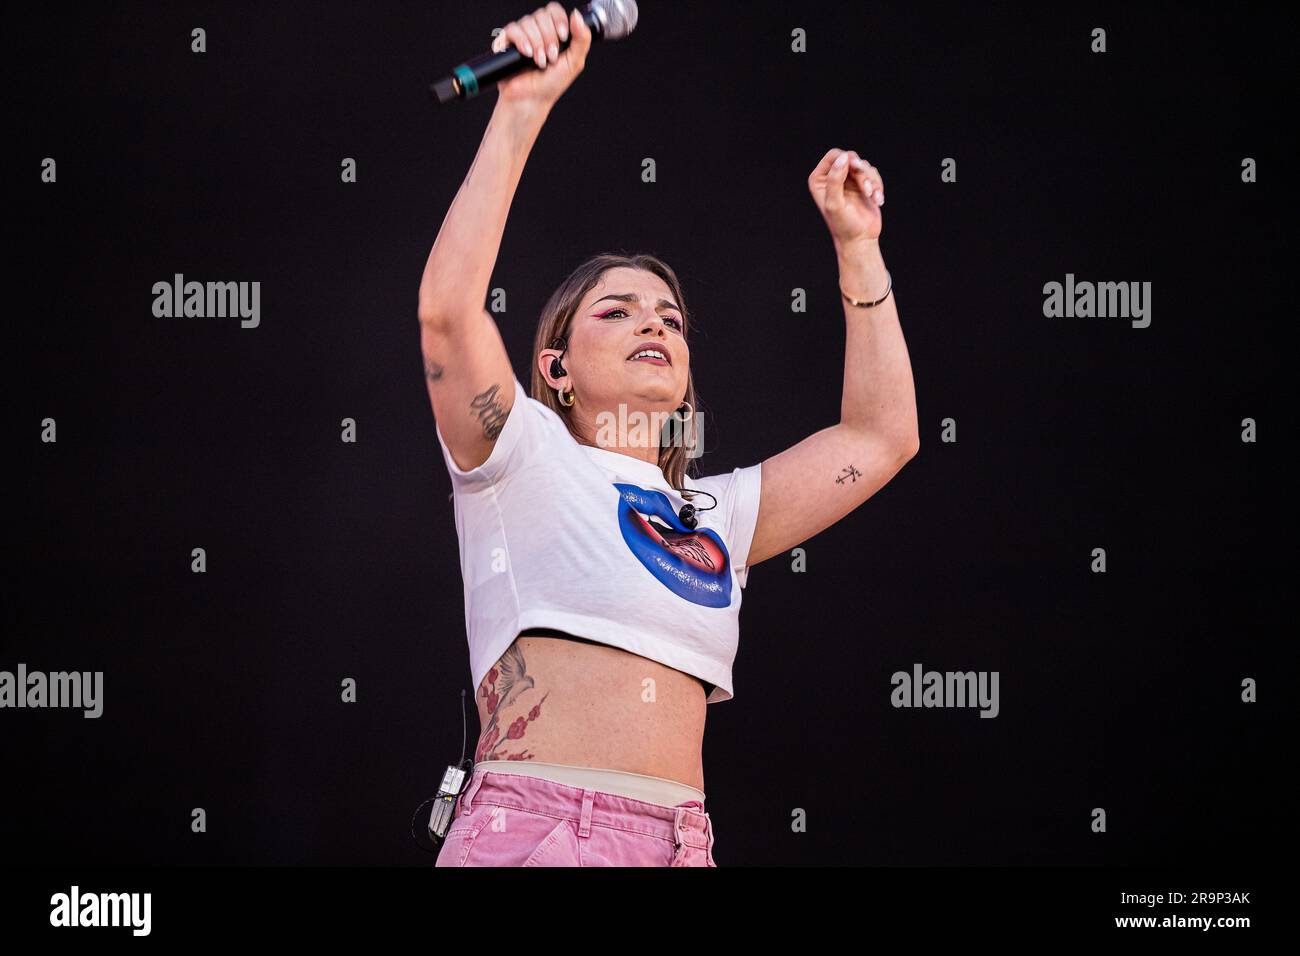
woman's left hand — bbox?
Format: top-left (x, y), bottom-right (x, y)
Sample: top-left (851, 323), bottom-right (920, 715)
top-left (808, 148), bottom-right (884, 246)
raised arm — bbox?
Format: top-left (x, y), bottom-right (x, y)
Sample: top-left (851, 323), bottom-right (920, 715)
top-left (746, 148), bottom-right (919, 567)
top-left (417, 98), bottom-right (541, 472)
top-left (418, 4), bottom-right (590, 473)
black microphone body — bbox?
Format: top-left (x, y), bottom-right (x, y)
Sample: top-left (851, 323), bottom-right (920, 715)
top-left (431, 0), bottom-right (637, 104)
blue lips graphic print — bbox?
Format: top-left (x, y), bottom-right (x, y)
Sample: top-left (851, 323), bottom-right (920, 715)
top-left (614, 482), bottom-right (732, 607)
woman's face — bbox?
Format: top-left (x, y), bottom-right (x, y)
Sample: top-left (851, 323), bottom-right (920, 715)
top-left (542, 267), bottom-right (690, 424)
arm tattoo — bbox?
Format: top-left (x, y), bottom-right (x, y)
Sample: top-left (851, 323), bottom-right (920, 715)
top-left (835, 464), bottom-right (862, 485)
top-left (470, 383), bottom-right (508, 440)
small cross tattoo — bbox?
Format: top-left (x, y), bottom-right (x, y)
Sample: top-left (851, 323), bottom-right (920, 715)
top-left (835, 464), bottom-right (863, 485)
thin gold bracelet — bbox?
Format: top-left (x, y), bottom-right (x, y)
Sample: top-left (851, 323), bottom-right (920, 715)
top-left (840, 270), bottom-right (892, 308)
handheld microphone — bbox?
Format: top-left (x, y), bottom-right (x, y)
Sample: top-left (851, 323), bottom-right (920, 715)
top-left (431, 0), bottom-right (639, 104)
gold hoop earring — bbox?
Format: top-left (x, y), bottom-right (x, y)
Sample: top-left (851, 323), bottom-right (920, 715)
top-left (558, 387), bottom-right (575, 407)
top-left (675, 401), bottom-right (697, 451)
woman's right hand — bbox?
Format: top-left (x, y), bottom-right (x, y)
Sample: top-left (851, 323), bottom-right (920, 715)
top-left (491, 4), bottom-right (592, 111)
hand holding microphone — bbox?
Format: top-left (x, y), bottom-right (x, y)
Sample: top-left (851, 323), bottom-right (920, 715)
top-left (431, 0), bottom-right (638, 107)
top-left (492, 4), bottom-right (592, 110)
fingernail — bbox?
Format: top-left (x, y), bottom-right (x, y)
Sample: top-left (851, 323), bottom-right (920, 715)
top-left (559, 24), bottom-right (569, 40)
top-left (834, 153), bottom-right (847, 167)
top-left (876, 191), bottom-right (884, 204)
top-left (549, 43), bottom-right (558, 60)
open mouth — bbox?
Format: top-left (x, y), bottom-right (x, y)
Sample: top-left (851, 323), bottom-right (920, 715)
top-left (614, 482), bottom-right (732, 607)
top-left (631, 513), bottom-right (723, 572)
top-left (628, 348), bottom-right (670, 366)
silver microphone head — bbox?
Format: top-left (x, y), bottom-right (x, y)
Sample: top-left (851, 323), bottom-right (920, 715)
top-left (589, 0), bottom-right (639, 40)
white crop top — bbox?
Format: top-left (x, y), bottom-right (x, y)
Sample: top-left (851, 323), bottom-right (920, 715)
top-left (435, 375), bottom-right (763, 704)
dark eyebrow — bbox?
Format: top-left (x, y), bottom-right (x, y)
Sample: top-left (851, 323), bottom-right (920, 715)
top-left (590, 293), bottom-right (683, 314)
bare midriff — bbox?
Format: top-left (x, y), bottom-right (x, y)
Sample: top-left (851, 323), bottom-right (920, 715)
top-left (472, 628), bottom-right (708, 792)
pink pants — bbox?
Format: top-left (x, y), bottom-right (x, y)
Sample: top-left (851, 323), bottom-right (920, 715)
top-left (435, 766), bottom-right (717, 867)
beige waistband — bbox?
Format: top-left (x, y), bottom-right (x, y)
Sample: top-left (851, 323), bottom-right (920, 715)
top-left (473, 760), bottom-right (706, 809)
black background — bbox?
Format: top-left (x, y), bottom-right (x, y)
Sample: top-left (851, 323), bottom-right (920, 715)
top-left (5, 1), bottom-right (1285, 866)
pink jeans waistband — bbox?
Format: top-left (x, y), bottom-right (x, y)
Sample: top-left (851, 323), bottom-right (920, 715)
top-left (457, 764), bottom-right (713, 854)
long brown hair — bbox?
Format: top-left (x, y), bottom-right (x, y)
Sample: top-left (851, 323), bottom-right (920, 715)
top-left (530, 251), bottom-right (705, 498)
